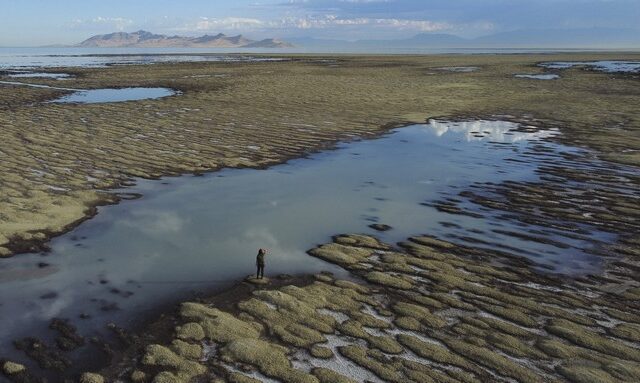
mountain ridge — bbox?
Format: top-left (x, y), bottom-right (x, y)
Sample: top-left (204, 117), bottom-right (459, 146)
top-left (289, 27), bottom-right (640, 49)
top-left (77, 30), bottom-right (294, 48)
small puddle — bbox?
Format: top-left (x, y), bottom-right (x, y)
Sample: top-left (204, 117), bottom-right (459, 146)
top-left (7, 72), bottom-right (71, 79)
top-left (539, 60), bottom-right (640, 73)
top-left (0, 119), bottom-right (618, 367)
top-left (515, 74), bottom-right (559, 80)
top-left (434, 66), bottom-right (479, 72)
top-left (0, 81), bottom-right (176, 103)
top-left (51, 87), bottom-right (177, 104)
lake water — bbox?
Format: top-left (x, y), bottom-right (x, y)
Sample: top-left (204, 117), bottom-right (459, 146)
top-left (1, 47), bottom-right (631, 69)
top-left (0, 75), bottom-right (177, 103)
top-left (52, 87), bottom-right (177, 103)
top-left (0, 47), bottom-right (290, 69)
top-left (540, 60), bottom-right (640, 73)
top-left (6, 71), bottom-right (71, 79)
top-left (0, 119), bottom-right (617, 373)
top-left (434, 66), bottom-right (479, 72)
top-left (515, 74), bottom-right (560, 80)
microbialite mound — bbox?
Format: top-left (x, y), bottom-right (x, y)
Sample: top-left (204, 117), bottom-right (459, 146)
top-left (5, 234), bottom-right (633, 383)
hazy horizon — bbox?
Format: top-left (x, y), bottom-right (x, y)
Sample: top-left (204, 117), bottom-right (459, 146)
top-left (2, 0), bottom-right (640, 47)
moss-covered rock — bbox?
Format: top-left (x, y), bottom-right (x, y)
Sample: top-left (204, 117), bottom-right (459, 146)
top-left (364, 271), bottom-right (413, 289)
top-left (228, 373), bottom-right (262, 383)
top-left (546, 319), bottom-right (640, 362)
top-left (308, 243), bottom-right (373, 267)
top-left (392, 302), bottom-right (446, 328)
top-left (609, 322), bottom-right (640, 342)
top-left (170, 339), bottom-right (202, 360)
top-left (441, 337), bottom-right (542, 383)
top-left (142, 344), bottom-right (206, 383)
top-left (175, 322), bottom-right (205, 341)
top-left (131, 370), bottom-right (147, 383)
top-left (337, 320), bottom-right (403, 354)
top-left (338, 345), bottom-right (405, 382)
top-left (557, 363), bottom-right (617, 383)
top-left (180, 302), bottom-right (261, 343)
top-left (333, 234), bottom-right (390, 250)
top-left (79, 373), bottom-right (105, 383)
top-left (152, 371), bottom-right (180, 383)
top-left (221, 338), bottom-right (318, 383)
top-left (393, 316), bottom-right (421, 331)
top-left (2, 361), bottom-right (26, 375)
top-left (311, 367), bottom-right (357, 383)
top-left (396, 334), bottom-right (484, 377)
top-left (310, 345), bottom-right (334, 359)
top-left (603, 361), bottom-right (640, 381)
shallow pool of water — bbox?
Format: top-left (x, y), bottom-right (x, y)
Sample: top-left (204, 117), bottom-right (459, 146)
top-left (7, 72), bottom-right (71, 79)
top-left (52, 87), bottom-right (176, 103)
top-left (515, 74), bottom-right (560, 80)
top-left (0, 120), bottom-right (616, 369)
top-left (540, 60), bottom-right (640, 73)
top-left (434, 66), bottom-right (479, 72)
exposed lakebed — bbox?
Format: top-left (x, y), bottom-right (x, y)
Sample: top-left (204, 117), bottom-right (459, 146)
top-left (0, 119), bottom-right (622, 373)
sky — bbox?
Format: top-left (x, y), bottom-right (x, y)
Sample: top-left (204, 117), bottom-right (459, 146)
top-left (1, 0), bottom-right (639, 46)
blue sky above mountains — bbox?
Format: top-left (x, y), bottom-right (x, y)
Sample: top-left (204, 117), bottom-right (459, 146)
top-left (1, 0), bottom-right (639, 46)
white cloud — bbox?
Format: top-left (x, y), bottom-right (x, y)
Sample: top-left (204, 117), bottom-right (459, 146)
top-left (189, 17), bottom-right (265, 31)
top-left (269, 14), bottom-right (451, 32)
top-left (171, 14), bottom-right (451, 33)
top-left (120, 210), bottom-right (188, 236)
top-left (70, 17), bottom-right (134, 31)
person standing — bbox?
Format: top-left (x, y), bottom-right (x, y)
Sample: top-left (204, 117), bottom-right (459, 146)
top-left (256, 248), bottom-right (266, 279)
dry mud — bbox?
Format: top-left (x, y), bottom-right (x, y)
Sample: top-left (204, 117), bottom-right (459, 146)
top-left (2, 53), bottom-right (640, 257)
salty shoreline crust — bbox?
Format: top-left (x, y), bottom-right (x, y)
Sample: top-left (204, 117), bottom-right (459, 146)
top-left (2, 53), bottom-right (640, 256)
top-left (72, 234), bottom-right (639, 383)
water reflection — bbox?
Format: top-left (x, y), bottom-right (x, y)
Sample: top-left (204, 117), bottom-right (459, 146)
top-left (52, 87), bottom-right (177, 103)
top-left (427, 119), bottom-right (559, 142)
top-left (7, 72), bottom-right (71, 79)
top-left (515, 74), bottom-right (560, 80)
top-left (540, 60), bottom-right (640, 73)
top-left (434, 66), bottom-right (479, 72)
top-left (0, 120), bottom-right (612, 363)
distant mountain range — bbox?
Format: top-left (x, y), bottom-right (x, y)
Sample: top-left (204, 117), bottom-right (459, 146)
top-left (74, 28), bottom-right (639, 51)
top-left (289, 28), bottom-right (640, 50)
top-left (77, 30), bottom-right (294, 48)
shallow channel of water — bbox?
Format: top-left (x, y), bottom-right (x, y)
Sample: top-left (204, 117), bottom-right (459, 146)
top-left (0, 120), bottom-right (616, 370)
top-left (540, 60), bottom-right (640, 73)
top-left (6, 71), bottom-right (71, 79)
top-left (515, 74), bottom-right (560, 80)
top-left (0, 80), bottom-right (176, 103)
top-left (51, 87), bottom-right (177, 103)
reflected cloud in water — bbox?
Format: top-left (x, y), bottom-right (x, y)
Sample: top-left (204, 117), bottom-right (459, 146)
top-left (540, 60), bottom-right (640, 73)
top-left (0, 119), bottom-right (606, 356)
top-left (426, 119), bottom-right (559, 143)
